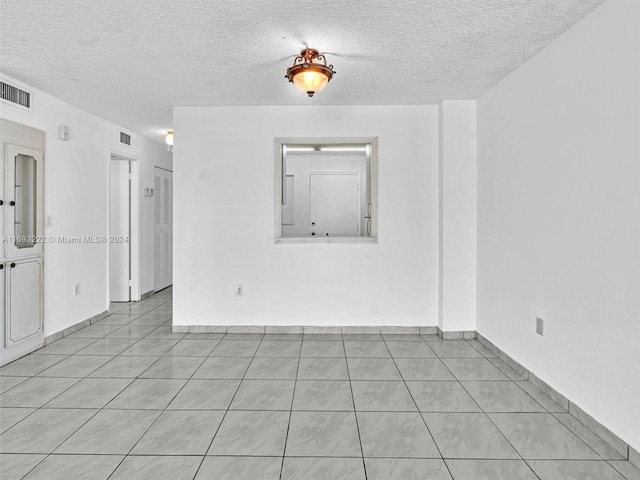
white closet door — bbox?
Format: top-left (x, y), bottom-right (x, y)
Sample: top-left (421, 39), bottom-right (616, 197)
top-left (154, 168), bottom-right (173, 291)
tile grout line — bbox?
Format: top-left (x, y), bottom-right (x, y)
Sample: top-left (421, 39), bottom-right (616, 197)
top-left (342, 335), bottom-right (369, 480)
top-left (379, 334), bottom-right (456, 480)
top-left (190, 333), bottom-right (265, 480)
top-left (278, 336), bottom-right (303, 480)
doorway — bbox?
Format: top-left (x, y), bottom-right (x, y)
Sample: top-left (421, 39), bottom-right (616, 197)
top-left (154, 167), bottom-right (173, 291)
top-left (109, 152), bottom-right (139, 302)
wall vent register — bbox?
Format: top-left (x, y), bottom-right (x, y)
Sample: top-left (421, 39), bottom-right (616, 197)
top-left (275, 138), bottom-right (378, 243)
top-left (0, 81), bottom-right (31, 110)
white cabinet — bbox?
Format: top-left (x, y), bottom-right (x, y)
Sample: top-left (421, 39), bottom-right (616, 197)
top-left (1, 141), bottom-right (44, 366)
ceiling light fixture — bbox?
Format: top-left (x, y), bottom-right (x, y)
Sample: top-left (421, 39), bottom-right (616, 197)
top-left (285, 48), bottom-right (336, 97)
top-left (165, 130), bottom-right (173, 152)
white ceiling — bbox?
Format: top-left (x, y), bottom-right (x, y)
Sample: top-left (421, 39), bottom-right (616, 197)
top-left (1, 0), bottom-right (606, 143)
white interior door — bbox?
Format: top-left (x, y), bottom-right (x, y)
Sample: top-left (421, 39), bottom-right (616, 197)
top-left (154, 167), bottom-right (172, 291)
top-left (309, 173), bottom-right (360, 237)
top-left (109, 159), bottom-right (130, 302)
top-left (6, 258), bottom-right (43, 346)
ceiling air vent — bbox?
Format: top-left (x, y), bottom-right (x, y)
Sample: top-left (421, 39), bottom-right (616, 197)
top-left (119, 131), bottom-right (132, 146)
top-left (1, 81), bottom-right (32, 110)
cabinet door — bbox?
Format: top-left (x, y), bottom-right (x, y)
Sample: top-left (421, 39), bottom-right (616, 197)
top-left (6, 258), bottom-right (43, 346)
top-left (5, 144), bottom-right (44, 258)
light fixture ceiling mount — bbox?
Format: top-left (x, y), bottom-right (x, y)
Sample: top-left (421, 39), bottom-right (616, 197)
top-left (285, 48), bottom-right (336, 97)
top-left (165, 130), bottom-right (173, 152)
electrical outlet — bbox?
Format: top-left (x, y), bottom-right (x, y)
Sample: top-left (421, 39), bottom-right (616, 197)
top-left (536, 317), bottom-right (544, 336)
top-left (46, 215), bottom-right (53, 228)
top-left (234, 285), bottom-right (243, 297)
top-left (73, 283), bottom-right (81, 296)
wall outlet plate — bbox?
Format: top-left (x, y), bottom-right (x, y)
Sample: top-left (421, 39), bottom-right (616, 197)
top-left (536, 317), bottom-right (544, 336)
top-left (234, 285), bottom-right (243, 297)
top-left (73, 283), bottom-right (80, 296)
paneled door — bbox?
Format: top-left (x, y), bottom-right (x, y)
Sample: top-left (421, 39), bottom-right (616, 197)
top-left (154, 167), bottom-right (173, 291)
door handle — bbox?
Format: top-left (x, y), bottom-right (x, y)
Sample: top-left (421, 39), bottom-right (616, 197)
top-left (10, 263), bottom-right (16, 268)
top-left (0, 264), bottom-right (4, 270)
top-left (0, 200), bottom-right (3, 205)
top-left (9, 201), bottom-right (15, 206)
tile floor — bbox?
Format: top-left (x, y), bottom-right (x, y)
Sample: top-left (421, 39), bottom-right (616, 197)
top-left (1, 288), bottom-right (639, 479)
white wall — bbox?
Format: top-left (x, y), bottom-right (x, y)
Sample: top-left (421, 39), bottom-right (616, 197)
top-left (0, 75), bottom-right (172, 336)
top-left (438, 100), bottom-right (477, 333)
top-left (173, 105), bottom-right (439, 327)
top-left (477, 0), bottom-right (640, 451)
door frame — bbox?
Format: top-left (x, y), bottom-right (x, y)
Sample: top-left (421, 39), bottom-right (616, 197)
top-left (108, 148), bottom-right (141, 302)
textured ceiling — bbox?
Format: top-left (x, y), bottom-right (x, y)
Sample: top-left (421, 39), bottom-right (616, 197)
top-left (1, 0), bottom-right (606, 142)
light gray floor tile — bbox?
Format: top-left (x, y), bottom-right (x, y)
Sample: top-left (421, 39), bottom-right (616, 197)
top-left (130, 314), bottom-right (173, 325)
top-left (192, 356), bottom-right (252, 379)
top-left (139, 356), bottom-right (205, 378)
top-left (0, 408), bottom-right (96, 453)
top-left (182, 333), bottom-right (226, 340)
top-left (282, 457), bottom-right (366, 480)
top-left (148, 305), bottom-right (172, 314)
top-left (32, 337), bottom-right (97, 355)
top-left (423, 412), bottom-right (520, 459)
top-left (36, 355), bottom-right (112, 377)
top-left (207, 410), bottom-right (289, 456)
top-left (407, 381), bottom-right (481, 412)
top-left (445, 459), bottom-right (538, 479)
top-left (43, 378), bottom-right (132, 409)
top-left (0, 376), bottom-right (29, 394)
top-left (0, 454), bottom-right (46, 479)
top-left (429, 341), bottom-right (484, 358)
top-left (89, 355), bottom-right (159, 378)
top-left (466, 340), bottom-right (498, 358)
top-left (223, 333), bottom-right (265, 340)
top-left (553, 413), bottom-right (626, 460)
top-left (107, 325), bottom-right (159, 338)
top-left (55, 409), bottom-right (161, 454)
top-left (145, 326), bottom-right (185, 339)
top-left (106, 378), bottom-right (186, 409)
top-left (22, 454), bottom-right (123, 480)
top-left (344, 341), bottom-right (391, 358)
top-left (0, 408), bottom-right (35, 434)
top-left (351, 380), bottom-right (416, 412)
top-left (382, 334), bottom-right (426, 342)
top-left (132, 410), bottom-right (224, 455)
top-left (487, 357), bottom-right (527, 380)
top-left (303, 334), bottom-right (343, 341)
top-left (301, 340), bottom-right (346, 357)
top-left (231, 379), bottom-right (295, 410)
top-left (167, 379), bottom-right (240, 410)
top-left (298, 358), bottom-right (349, 380)
top-left (528, 460), bottom-right (627, 479)
top-left (76, 338), bottom-right (137, 356)
top-left (0, 354), bottom-right (68, 376)
top-left (292, 380), bottom-right (354, 411)
top-left (347, 358), bottom-right (402, 380)
top-left (395, 359), bottom-right (456, 381)
top-left (110, 455), bottom-right (202, 480)
top-left (343, 334), bottom-right (384, 342)
top-left (211, 339), bottom-right (261, 357)
top-left (119, 338), bottom-right (180, 356)
top-left (358, 411), bottom-right (440, 458)
top-left (67, 323), bottom-right (123, 338)
top-left (264, 334), bottom-right (304, 341)
top-left (366, 458), bottom-right (452, 480)
top-left (286, 411), bottom-right (361, 457)
top-left (514, 381), bottom-right (566, 412)
top-left (244, 357), bottom-right (299, 380)
top-left (609, 460), bottom-right (640, 480)
top-left (98, 313), bottom-right (139, 325)
top-left (255, 340), bottom-right (302, 357)
top-left (117, 304), bottom-right (159, 315)
top-left (164, 339), bottom-right (219, 357)
top-left (196, 456), bottom-right (281, 480)
top-left (461, 381), bottom-right (545, 412)
top-left (489, 413), bottom-right (600, 460)
top-left (385, 340), bottom-right (437, 358)
top-left (442, 358), bottom-right (510, 381)
top-left (0, 377), bottom-right (79, 407)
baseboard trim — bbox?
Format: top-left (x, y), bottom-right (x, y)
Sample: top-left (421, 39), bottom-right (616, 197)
top-left (44, 310), bottom-right (109, 345)
top-left (171, 325), bottom-right (430, 335)
top-left (476, 332), bottom-right (637, 467)
top-left (141, 289), bottom-right (155, 300)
